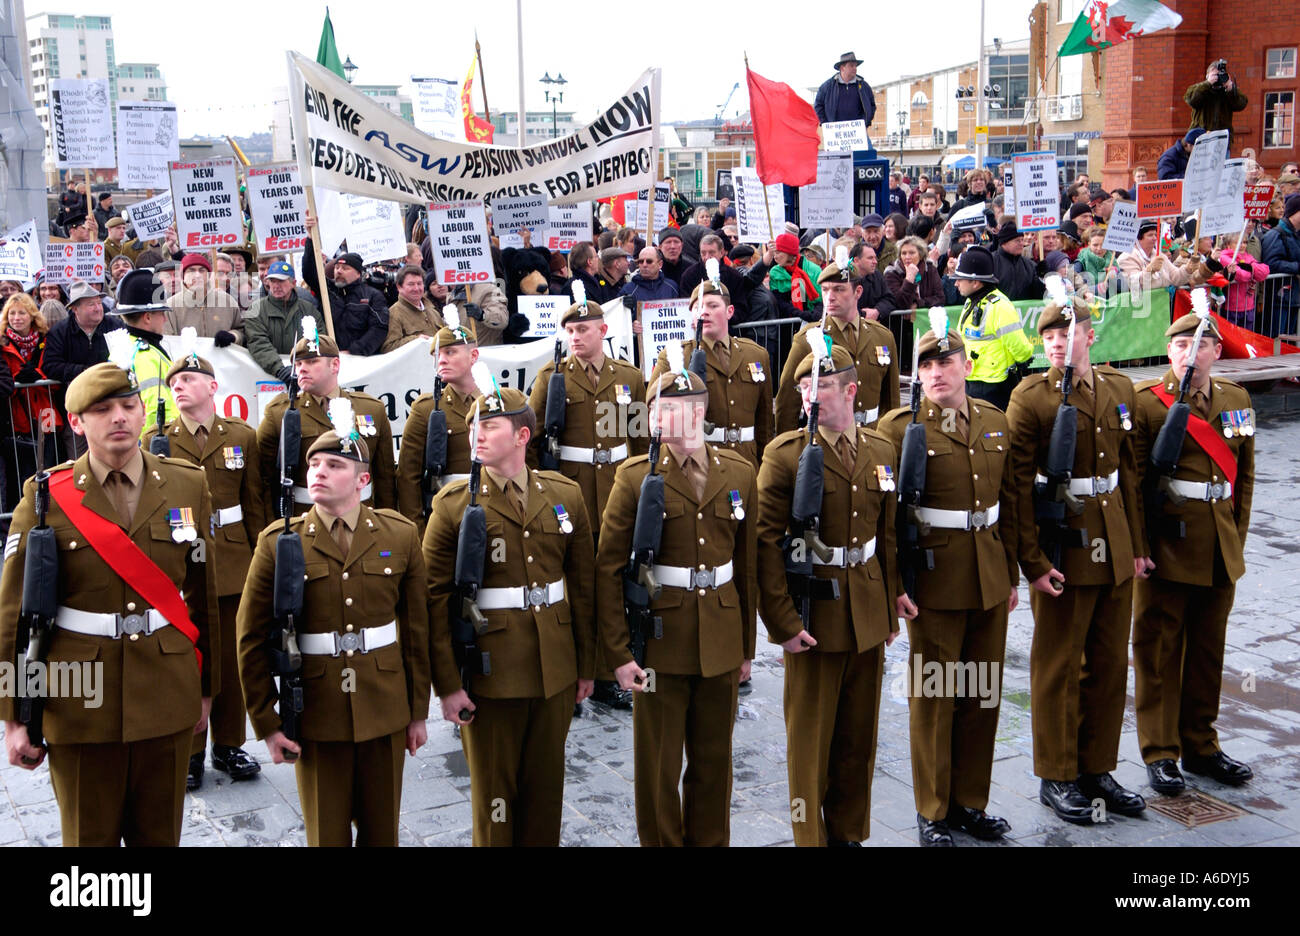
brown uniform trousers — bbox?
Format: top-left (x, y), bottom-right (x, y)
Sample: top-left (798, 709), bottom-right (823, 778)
top-left (1007, 365), bottom-right (1144, 781)
top-left (597, 446), bottom-right (757, 846)
top-left (146, 415), bottom-right (266, 755)
top-left (238, 505), bottom-right (430, 846)
top-left (757, 427), bottom-right (898, 845)
top-left (257, 389), bottom-right (396, 514)
top-left (0, 453), bottom-right (219, 846)
top-left (397, 384), bottom-right (474, 530)
top-left (775, 316), bottom-right (900, 433)
top-left (879, 399), bottom-right (1020, 820)
top-left (426, 469), bottom-right (596, 846)
top-left (649, 336), bottom-right (775, 466)
top-left (1131, 372), bottom-right (1254, 763)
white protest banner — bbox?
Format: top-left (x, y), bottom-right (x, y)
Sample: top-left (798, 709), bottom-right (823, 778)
top-left (0, 221), bottom-right (41, 289)
top-left (1011, 151), bottom-right (1060, 231)
top-left (733, 168), bottom-right (785, 244)
top-left (634, 183), bottom-right (671, 237)
top-left (601, 296), bottom-right (633, 361)
top-left (1181, 129), bottom-right (1230, 213)
top-left (799, 152), bottom-right (854, 229)
top-left (126, 190), bottom-right (175, 242)
top-left (519, 295), bottom-right (565, 338)
top-left (491, 193), bottom-right (549, 235)
top-left (638, 298), bottom-right (691, 380)
top-left (820, 119), bottom-right (869, 152)
top-left (315, 190), bottom-right (407, 263)
top-left (410, 77), bottom-right (461, 142)
top-left (116, 102), bottom-right (178, 189)
top-left (247, 162), bottom-right (308, 254)
top-left (1102, 201), bottom-right (1140, 253)
top-left (288, 52), bottom-right (661, 205)
top-left (429, 200), bottom-right (493, 286)
top-left (1199, 158), bottom-right (1246, 238)
top-left (50, 78), bottom-right (114, 169)
top-left (43, 242), bottom-right (105, 286)
top-left (546, 202), bottom-right (592, 252)
top-left (170, 157), bottom-right (243, 250)
top-left (949, 202), bottom-right (988, 233)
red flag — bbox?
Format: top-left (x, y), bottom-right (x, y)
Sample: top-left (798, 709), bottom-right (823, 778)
top-left (746, 67), bottom-right (820, 187)
top-left (462, 57), bottom-right (495, 144)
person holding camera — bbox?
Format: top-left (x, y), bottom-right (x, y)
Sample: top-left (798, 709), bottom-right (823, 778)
top-left (1185, 59), bottom-right (1248, 144)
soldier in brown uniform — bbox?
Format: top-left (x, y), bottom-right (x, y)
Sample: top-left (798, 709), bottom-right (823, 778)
top-left (775, 253), bottom-right (900, 433)
top-left (1, 361), bottom-right (219, 846)
top-left (145, 345), bottom-right (267, 790)
top-left (1132, 311), bottom-right (1255, 794)
top-left (427, 379), bottom-right (596, 846)
top-left (396, 310), bottom-right (478, 528)
top-left (648, 277), bottom-right (774, 466)
top-left (595, 359), bottom-right (757, 846)
top-left (257, 320), bottom-right (396, 516)
top-left (237, 406), bottom-right (431, 846)
top-left (757, 342), bottom-right (898, 847)
top-left (877, 316), bottom-right (1019, 846)
top-left (1006, 297), bottom-right (1151, 824)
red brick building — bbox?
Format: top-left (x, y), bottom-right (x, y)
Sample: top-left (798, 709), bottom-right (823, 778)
top-left (1101, 0), bottom-right (1298, 189)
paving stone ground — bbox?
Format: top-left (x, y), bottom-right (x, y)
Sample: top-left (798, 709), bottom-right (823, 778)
top-left (3, 412), bottom-right (1298, 848)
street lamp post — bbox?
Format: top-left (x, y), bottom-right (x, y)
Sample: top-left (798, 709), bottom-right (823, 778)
top-left (897, 108), bottom-right (907, 170)
top-left (540, 72), bottom-right (567, 139)
top-left (343, 56), bottom-right (358, 85)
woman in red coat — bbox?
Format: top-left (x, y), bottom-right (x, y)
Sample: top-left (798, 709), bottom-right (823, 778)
top-left (0, 293), bottom-right (62, 512)
top-left (884, 235), bottom-right (946, 370)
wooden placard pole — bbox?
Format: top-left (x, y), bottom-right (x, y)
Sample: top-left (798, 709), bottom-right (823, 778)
top-left (301, 185), bottom-right (337, 341)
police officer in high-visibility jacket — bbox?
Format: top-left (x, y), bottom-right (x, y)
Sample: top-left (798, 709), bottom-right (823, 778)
top-left (952, 246), bottom-right (1033, 412)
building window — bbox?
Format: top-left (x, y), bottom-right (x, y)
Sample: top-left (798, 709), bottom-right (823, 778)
top-left (1058, 53), bottom-right (1082, 98)
top-left (1058, 0), bottom-right (1084, 23)
top-left (1266, 48), bottom-right (1296, 80)
top-left (987, 55), bottom-right (1030, 121)
top-left (1264, 91), bottom-right (1294, 148)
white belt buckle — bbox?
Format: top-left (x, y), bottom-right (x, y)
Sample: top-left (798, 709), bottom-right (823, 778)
top-left (527, 585), bottom-right (549, 607)
top-left (594, 449), bottom-right (611, 464)
top-left (1209, 482), bottom-right (1228, 500)
top-left (846, 546), bottom-right (863, 566)
top-left (969, 509), bottom-right (989, 530)
top-left (726, 428), bottom-right (741, 443)
top-left (692, 568), bottom-right (716, 588)
top-left (333, 629), bottom-right (366, 656)
top-left (116, 613), bottom-right (151, 638)
top-left (854, 411), bottom-right (869, 426)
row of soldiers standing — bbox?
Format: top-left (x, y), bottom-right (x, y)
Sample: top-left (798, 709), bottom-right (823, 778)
top-left (0, 251), bottom-right (1254, 846)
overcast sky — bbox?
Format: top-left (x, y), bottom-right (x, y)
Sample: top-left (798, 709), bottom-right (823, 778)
top-left (28, 0), bottom-right (1035, 137)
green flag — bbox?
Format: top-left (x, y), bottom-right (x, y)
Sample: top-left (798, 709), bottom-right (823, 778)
top-left (316, 8), bottom-right (344, 78)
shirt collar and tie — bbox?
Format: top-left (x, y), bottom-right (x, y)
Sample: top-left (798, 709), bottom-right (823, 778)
top-left (817, 425), bottom-right (857, 473)
top-left (485, 466), bottom-right (530, 520)
top-left (88, 449), bottom-right (145, 527)
top-left (179, 411), bottom-right (216, 449)
top-left (702, 334), bottom-right (730, 370)
top-left (668, 444), bottom-right (710, 501)
top-left (317, 503), bottom-right (361, 557)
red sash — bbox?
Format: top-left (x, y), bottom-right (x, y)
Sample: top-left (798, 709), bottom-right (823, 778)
top-left (47, 469), bottom-right (202, 670)
top-left (1148, 385), bottom-right (1238, 497)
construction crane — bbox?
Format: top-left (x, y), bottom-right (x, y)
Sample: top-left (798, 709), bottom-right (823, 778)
top-left (715, 82), bottom-right (739, 125)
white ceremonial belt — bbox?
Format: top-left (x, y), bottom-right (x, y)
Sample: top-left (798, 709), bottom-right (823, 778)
top-left (854, 407), bottom-right (880, 426)
top-left (56, 606), bottom-right (170, 639)
top-left (438, 473), bottom-right (470, 486)
top-left (214, 505), bottom-right (243, 528)
top-left (477, 579), bottom-right (566, 611)
top-left (652, 560), bottom-right (734, 590)
top-left (299, 620), bottom-right (398, 656)
top-left (1167, 479), bottom-right (1233, 502)
top-left (294, 482), bottom-right (374, 504)
top-left (558, 444), bottom-right (628, 465)
top-left (1034, 469), bottom-right (1119, 497)
top-left (810, 538), bottom-right (877, 567)
top-left (914, 503), bottom-right (1000, 531)
top-left (704, 426), bottom-right (755, 443)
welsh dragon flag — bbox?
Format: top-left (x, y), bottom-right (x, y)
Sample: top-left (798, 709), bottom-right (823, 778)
top-left (1058, 0), bottom-right (1183, 57)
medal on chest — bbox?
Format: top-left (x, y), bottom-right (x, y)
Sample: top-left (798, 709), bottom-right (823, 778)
top-left (748, 361), bottom-right (765, 383)
top-left (356, 414), bottom-right (377, 437)
top-left (1221, 408), bottom-right (1255, 438)
top-left (169, 506), bottom-right (197, 542)
top-left (553, 504), bottom-right (574, 534)
top-left (729, 489), bottom-right (745, 520)
top-left (223, 445), bottom-right (245, 469)
top-left (875, 464), bottom-right (895, 491)
top-left (876, 345), bottom-right (891, 366)
top-left (616, 383), bottom-right (632, 405)
top-left (1116, 403), bottom-right (1132, 432)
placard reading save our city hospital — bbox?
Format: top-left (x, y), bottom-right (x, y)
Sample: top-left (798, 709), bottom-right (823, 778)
top-left (428, 200), bottom-right (493, 286)
top-left (247, 163), bottom-right (308, 254)
top-left (169, 157), bottom-right (243, 250)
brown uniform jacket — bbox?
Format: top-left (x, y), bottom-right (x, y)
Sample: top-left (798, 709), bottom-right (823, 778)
top-left (237, 505), bottom-right (430, 743)
top-left (1132, 370), bottom-right (1254, 586)
top-left (257, 389), bottom-right (396, 511)
top-left (877, 399), bottom-right (1019, 611)
top-left (0, 453), bottom-right (219, 742)
top-left (380, 297), bottom-right (444, 354)
top-left (425, 468), bottom-right (596, 701)
top-left (396, 384), bottom-right (474, 524)
top-left (527, 353), bottom-right (647, 535)
top-left (776, 316), bottom-right (900, 432)
top-left (165, 287), bottom-right (245, 344)
top-left (756, 428), bottom-right (898, 653)
top-left (144, 414), bottom-right (267, 597)
top-left (595, 446), bottom-right (758, 677)
top-left (649, 336), bottom-right (774, 466)
top-left (1006, 364), bottom-right (1144, 586)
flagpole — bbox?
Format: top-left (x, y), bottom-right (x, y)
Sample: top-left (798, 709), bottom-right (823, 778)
top-left (515, 0), bottom-right (526, 146)
top-left (744, 52), bottom-right (777, 243)
top-left (286, 52), bottom-right (337, 341)
top-left (475, 32), bottom-right (491, 123)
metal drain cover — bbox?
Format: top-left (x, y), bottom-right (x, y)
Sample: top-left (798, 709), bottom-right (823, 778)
top-left (1148, 790), bottom-right (1248, 827)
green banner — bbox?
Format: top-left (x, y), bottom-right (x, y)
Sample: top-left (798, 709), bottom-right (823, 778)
top-left (913, 289), bottom-right (1170, 369)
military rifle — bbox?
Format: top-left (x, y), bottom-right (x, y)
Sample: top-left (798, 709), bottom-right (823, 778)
top-left (15, 424), bottom-right (57, 756)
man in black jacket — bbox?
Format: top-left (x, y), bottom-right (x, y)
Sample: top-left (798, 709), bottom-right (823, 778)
top-left (658, 228), bottom-right (691, 287)
top-left (850, 243), bottom-right (897, 322)
top-left (814, 52), bottom-right (876, 136)
top-left (991, 221), bottom-right (1045, 301)
top-left (42, 282), bottom-right (125, 386)
top-left (301, 238), bottom-right (389, 356)
top-left (677, 234), bottom-right (752, 322)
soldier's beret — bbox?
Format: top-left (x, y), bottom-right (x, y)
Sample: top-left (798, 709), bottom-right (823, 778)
top-left (815, 262), bottom-right (854, 287)
top-left (292, 332), bottom-right (340, 359)
top-left (688, 279), bottom-right (730, 307)
top-left (432, 320), bottom-right (477, 351)
top-left (469, 386), bottom-right (531, 421)
top-left (64, 361), bottom-right (140, 414)
top-left (1037, 298), bottom-right (1093, 335)
top-left (166, 352), bottom-right (215, 382)
top-left (916, 328), bottom-right (966, 364)
top-left (560, 300), bottom-right (606, 326)
top-left (793, 344), bottom-right (856, 381)
top-left (1165, 312), bottom-right (1222, 341)
top-left (306, 429), bottom-right (370, 464)
top-left (647, 369), bottom-right (708, 402)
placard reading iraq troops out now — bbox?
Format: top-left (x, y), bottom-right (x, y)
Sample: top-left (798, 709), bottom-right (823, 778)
top-left (428, 200), bottom-right (493, 286)
top-left (287, 51), bottom-right (661, 205)
top-left (170, 157), bottom-right (243, 250)
top-left (116, 101), bottom-right (179, 190)
top-left (799, 152), bottom-right (854, 229)
top-left (638, 298), bottom-right (691, 381)
top-left (49, 78), bottom-right (115, 169)
top-left (126, 190), bottom-right (175, 242)
top-left (247, 162), bottom-right (308, 254)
